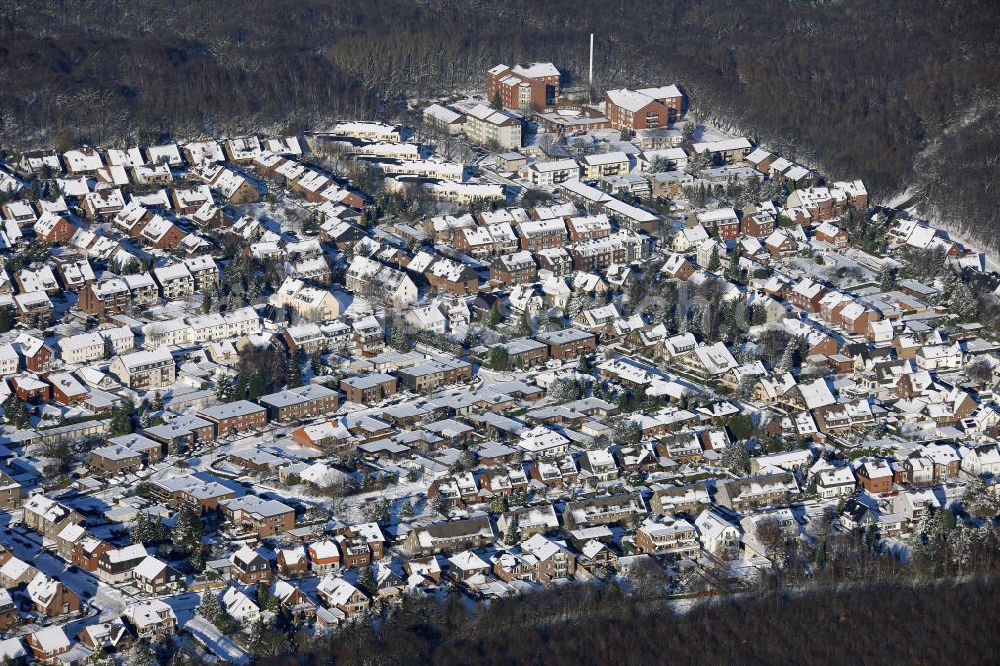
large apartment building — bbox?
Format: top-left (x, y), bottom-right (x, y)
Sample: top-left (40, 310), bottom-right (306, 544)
top-left (486, 62), bottom-right (560, 111)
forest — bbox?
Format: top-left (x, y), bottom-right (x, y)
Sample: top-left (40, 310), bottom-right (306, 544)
top-left (256, 577), bottom-right (1000, 665)
top-left (0, 0), bottom-right (997, 245)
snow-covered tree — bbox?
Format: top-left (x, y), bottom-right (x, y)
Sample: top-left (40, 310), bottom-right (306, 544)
top-left (962, 475), bottom-right (1000, 520)
top-left (721, 440), bottom-right (751, 475)
top-left (171, 507), bottom-right (204, 557)
top-left (131, 511), bottom-right (166, 545)
top-left (197, 590), bottom-right (225, 628)
top-left (503, 518), bottom-right (518, 546)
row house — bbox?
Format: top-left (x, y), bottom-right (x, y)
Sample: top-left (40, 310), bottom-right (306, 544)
top-left (691, 138), bottom-right (752, 165)
top-left (77, 278), bottom-right (132, 316)
top-left (423, 103), bottom-right (465, 134)
top-left (453, 223), bottom-right (519, 258)
top-left (786, 181), bottom-right (868, 221)
top-left (221, 496), bottom-right (296, 538)
top-left (397, 358), bottom-right (473, 393)
top-left (517, 217), bottom-right (567, 250)
top-left (201, 164), bottom-right (261, 204)
top-left (789, 278), bottom-right (828, 313)
top-left (82, 188), bottom-right (125, 219)
top-left (490, 252), bottom-right (538, 286)
top-left (417, 255), bottom-right (479, 296)
top-left (197, 400), bottom-right (268, 438)
top-left (97, 544), bottom-right (148, 584)
top-left (698, 208), bottom-right (740, 240)
top-left (566, 214), bottom-right (612, 242)
top-left (282, 323), bottom-right (328, 356)
top-left (536, 247), bottom-right (574, 276)
top-left (493, 337), bottom-right (549, 368)
top-left (340, 373), bottom-right (397, 405)
top-left (580, 151), bottom-right (631, 180)
top-left (535, 328), bottom-right (596, 360)
top-left (171, 185), bottom-right (214, 214)
top-left (270, 277), bottom-right (341, 321)
top-left (402, 516), bottom-right (496, 556)
top-left (714, 473), bottom-right (800, 511)
top-left (259, 383), bottom-right (340, 423)
top-left (650, 483), bottom-right (711, 517)
top-left (150, 474), bottom-right (235, 512)
top-left (521, 159), bottom-right (580, 186)
top-left (153, 263), bottom-right (195, 299)
top-left (23, 495), bottom-right (83, 538)
top-left (345, 256), bottom-right (419, 309)
top-left (562, 493), bottom-right (647, 528)
top-left (634, 517), bottom-right (699, 559)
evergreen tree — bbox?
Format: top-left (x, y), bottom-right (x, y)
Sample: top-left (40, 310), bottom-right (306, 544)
top-left (171, 507), bottom-right (204, 556)
top-left (963, 475), bottom-right (1000, 519)
top-left (197, 590), bottom-right (225, 627)
top-left (878, 266), bottom-right (895, 292)
top-left (724, 252), bottom-right (741, 282)
top-left (400, 500), bottom-right (414, 518)
top-left (127, 643), bottom-right (156, 666)
top-left (371, 498), bottom-right (391, 523)
top-left (247, 373), bottom-right (268, 400)
top-left (707, 246), bottom-right (721, 272)
top-left (131, 511), bottom-right (166, 545)
top-left (503, 518), bottom-right (518, 546)
top-left (4, 394), bottom-right (29, 428)
top-left (489, 494), bottom-right (508, 514)
top-left (245, 616), bottom-right (269, 657)
top-left (779, 339), bottom-right (797, 372)
top-left (814, 540), bottom-right (827, 569)
top-left (390, 326), bottom-right (411, 351)
top-left (287, 357), bottom-right (303, 388)
top-left (721, 441), bottom-right (751, 474)
top-left (110, 397), bottom-right (135, 436)
top-left (358, 565), bottom-right (376, 596)
top-left (103, 336), bottom-right (114, 359)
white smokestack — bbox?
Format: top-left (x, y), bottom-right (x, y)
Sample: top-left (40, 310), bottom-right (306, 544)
top-left (589, 33), bottom-right (594, 98)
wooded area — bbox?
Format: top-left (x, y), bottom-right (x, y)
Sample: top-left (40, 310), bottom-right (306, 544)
top-left (272, 577), bottom-right (1000, 665)
top-left (0, 0), bottom-right (997, 241)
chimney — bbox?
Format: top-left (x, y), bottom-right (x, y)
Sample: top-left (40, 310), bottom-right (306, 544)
top-left (589, 33), bottom-right (595, 101)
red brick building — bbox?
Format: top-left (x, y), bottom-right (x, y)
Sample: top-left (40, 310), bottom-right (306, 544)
top-left (487, 63), bottom-right (560, 111)
top-left (535, 329), bottom-right (596, 360)
top-left (605, 85), bottom-right (682, 132)
top-left (197, 400), bottom-right (268, 438)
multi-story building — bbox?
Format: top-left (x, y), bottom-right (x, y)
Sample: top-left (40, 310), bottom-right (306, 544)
top-left (486, 62), bottom-right (560, 111)
top-left (221, 496), bottom-right (296, 538)
top-left (605, 85), bottom-right (683, 132)
top-left (259, 383), bottom-right (340, 423)
top-left (197, 400), bottom-right (268, 438)
top-left (108, 349), bottom-right (175, 390)
top-left (463, 104), bottom-right (523, 150)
